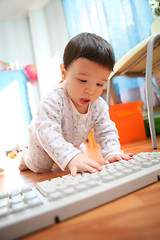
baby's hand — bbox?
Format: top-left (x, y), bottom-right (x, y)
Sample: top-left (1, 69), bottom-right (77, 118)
top-left (106, 153), bottom-right (133, 163)
top-left (67, 153), bottom-right (102, 177)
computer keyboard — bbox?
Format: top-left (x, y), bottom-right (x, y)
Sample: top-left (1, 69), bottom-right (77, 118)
top-left (0, 152), bottom-right (160, 239)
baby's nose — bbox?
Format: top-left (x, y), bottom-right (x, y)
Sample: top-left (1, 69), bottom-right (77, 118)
top-left (85, 87), bottom-right (95, 95)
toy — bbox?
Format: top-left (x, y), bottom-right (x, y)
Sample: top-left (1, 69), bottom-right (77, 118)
top-left (24, 64), bottom-right (38, 82)
top-left (7, 151), bottom-right (17, 159)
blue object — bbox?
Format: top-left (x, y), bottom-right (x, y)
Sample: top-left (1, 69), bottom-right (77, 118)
top-left (0, 70), bottom-right (32, 145)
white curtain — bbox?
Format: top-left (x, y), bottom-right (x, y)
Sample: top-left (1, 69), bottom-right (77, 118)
top-left (0, 18), bottom-right (34, 66)
top-left (28, 0), bottom-right (69, 98)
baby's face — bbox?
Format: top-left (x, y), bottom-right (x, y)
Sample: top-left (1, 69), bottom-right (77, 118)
top-left (65, 57), bottom-right (111, 114)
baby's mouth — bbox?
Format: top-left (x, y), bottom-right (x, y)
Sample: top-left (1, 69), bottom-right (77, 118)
top-left (80, 98), bottom-right (90, 104)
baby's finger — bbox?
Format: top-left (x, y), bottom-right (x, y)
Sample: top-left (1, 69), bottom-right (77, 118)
top-left (70, 166), bottom-right (78, 177)
top-left (87, 159), bottom-right (102, 171)
top-left (128, 153), bottom-right (134, 157)
top-left (108, 155), bottom-right (122, 162)
top-left (121, 154), bottom-right (132, 160)
top-left (104, 159), bottom-right (110, 165)
top-left (82, 164), bottom-right (97, 174)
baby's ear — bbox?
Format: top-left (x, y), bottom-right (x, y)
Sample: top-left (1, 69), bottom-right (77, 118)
top-left (60, 64), bottom-right (66, 82)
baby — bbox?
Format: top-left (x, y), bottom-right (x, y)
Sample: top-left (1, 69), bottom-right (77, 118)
top-left (19, 32), bottom-right (132, 177)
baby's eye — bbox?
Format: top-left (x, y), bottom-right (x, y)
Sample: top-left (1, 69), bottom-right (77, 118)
top-left (97, 83), bottom-right (103, 87)
top-left (80, 79), bottom-right (87, 83)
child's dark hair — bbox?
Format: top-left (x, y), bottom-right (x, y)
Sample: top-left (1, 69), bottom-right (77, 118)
top-left (63, 32), bottom-right (115, 70)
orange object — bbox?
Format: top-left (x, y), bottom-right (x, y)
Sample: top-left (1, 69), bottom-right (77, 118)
top-left (0, 168), bottom-right (4, 173)
top-left (109, 101), bottom-right (146, 144)
top-left (88, 129), bottom-right (98, 147)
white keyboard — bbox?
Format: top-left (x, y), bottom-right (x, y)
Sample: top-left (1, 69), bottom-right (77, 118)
top-left (0, 152), bottom-right (160, 239)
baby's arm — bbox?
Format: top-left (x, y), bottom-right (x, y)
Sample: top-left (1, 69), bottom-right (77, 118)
top-left (67, 153), bottom-right (102, 177)
top-left (93, 99), bottom-right (133, 163)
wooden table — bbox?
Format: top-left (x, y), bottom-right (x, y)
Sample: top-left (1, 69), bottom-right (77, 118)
top-left (0, 137), bottom-right (160, 240)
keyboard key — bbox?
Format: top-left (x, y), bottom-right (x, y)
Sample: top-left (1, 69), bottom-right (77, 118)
top-left (0, 198), bottom-right (9, 208)
top-left (27, 198), bottom-right (42, 208)
top-left (151, 159), bottom-right (159, 165)
top-left (99, 169), bottom-right (107, 176)
top-left (102, 175), bottom-right (115, 182)
top-left (123, 168), bottom-right (134, 175)
top-left (132, 156), bottom-right (143, 162)
top-left (67, 179), bottom-right (80, 186)
top-left (75, 183), bottom-right (87, 191)
top-left (37, 180), bottom-right (56, 196)
top-left (62, 174), bottom-right (74, 182)
top-left (12, 202), bottom-right (26, 213)
top-left (10, 195), bottom-right (23, 205)
top-left (24, 191), bottom-right (37, 200)
top-left (21, 186), bottom-right (32, 193)
top-left (113, 172), bottom-right (124, 178)
top-left (142, 162), bottom-right (153, 168)
top-left (87, 180), bottom-right (98, 187)
top-left (132, 166), bottom-right (142, 171)
top-left (10, 189), bottom-right (21, 197)
top-left (153, 155), bottom-right (160, 160)
top-left (128, 159), bottom-right (141, 166)
top-left (0, 192), bottom-right (9, 199)
top-left (0, 206), bottom-right (9, 217)
top-left (112, 162), bottom-right (124, 169)
top-left (48, 191), bottom-right (63, 201)
top-left (56, 183), bottom-right (68, 191)
top-left (63, 187), bottom-right (76, 196)
top-left (90, 172), bottom-right (101, 180)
